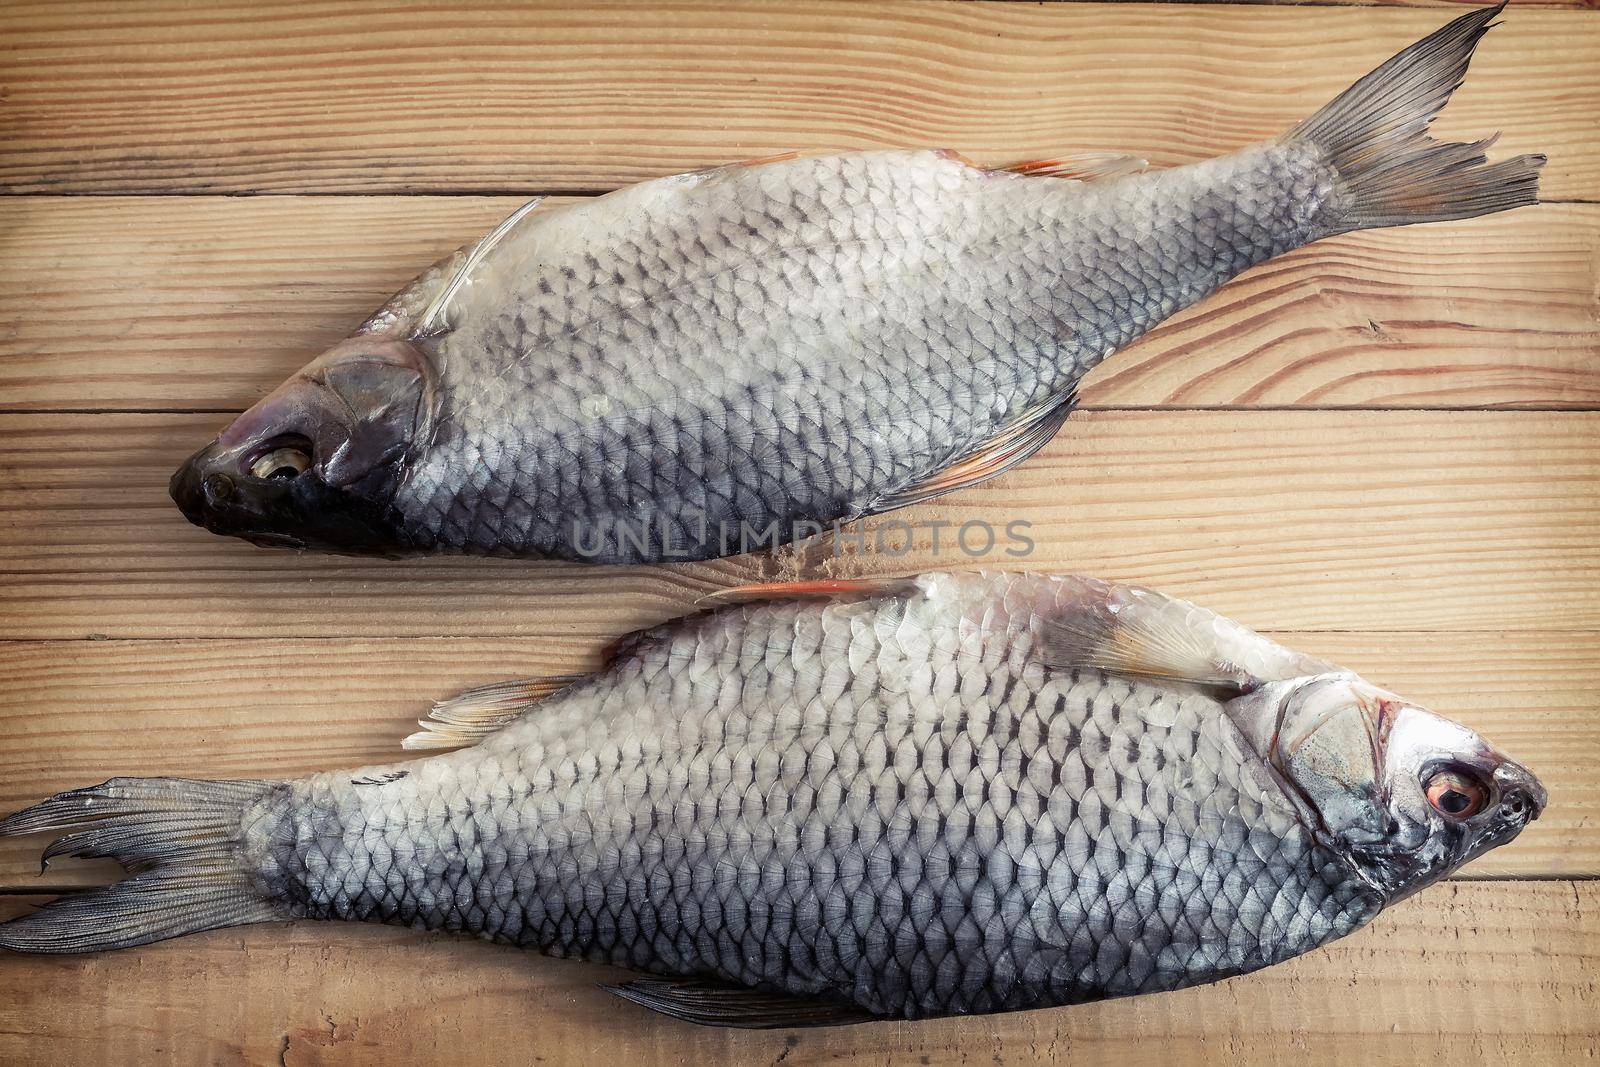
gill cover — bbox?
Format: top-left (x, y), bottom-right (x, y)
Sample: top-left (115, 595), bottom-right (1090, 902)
top-left (169, 337), bottom-right (435, 553)
top-left (1262, 676), bottom-right (1395, 847)
top-left (256, 338), bottom-right (437, 489)
top-left (1233, 673), bottom-right (1544, 899)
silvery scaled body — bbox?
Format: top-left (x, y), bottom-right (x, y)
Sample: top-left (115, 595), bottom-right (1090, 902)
top-left (0, 572), bottom-right (1545, 1026)
top-left (388, 146), bottom-right (1314, 562)
top-left (169, 7), bottom-right (1544, 562)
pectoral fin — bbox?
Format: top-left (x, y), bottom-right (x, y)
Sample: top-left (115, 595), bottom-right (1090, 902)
top-left (603, 978), bottom-right (876, 1029)
top-left (869, 391), bottom-right (1077, 513)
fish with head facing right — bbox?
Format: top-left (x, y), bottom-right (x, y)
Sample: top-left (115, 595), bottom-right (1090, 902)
top-left (0, 572), bottom-right (1545, 1027)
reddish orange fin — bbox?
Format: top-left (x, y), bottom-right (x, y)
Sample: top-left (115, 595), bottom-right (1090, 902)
top-left (870, 391), bottom-right (1078, 513)
top-left (730, 151), bottom-right (801, 168)
top-left (935, 148), bottom-right (981, 168)
top-left (1002, 152), bottom-right (1147, 182)
top-left (694, 151), bottom-right (801, 177)
top-left (703, 577), bottom-right (917, 605)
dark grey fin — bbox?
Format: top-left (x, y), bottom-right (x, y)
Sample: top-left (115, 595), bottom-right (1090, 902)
top-left (1038, 578), bottom-right (1338, 691)
top-left (1290, 2), bottom-right (1543, 234)
top-left (403, 674), bottom-right (586, 750)
top-left (0, 778), bottom-right (282, 954)
top-left (602, 978), bottom-right (877, 1029)
top-left (870, 390), bottom-right (1077, 513)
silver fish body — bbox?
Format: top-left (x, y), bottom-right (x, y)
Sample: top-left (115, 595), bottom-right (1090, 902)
top-left (387, 145), bottom-right (1317, 562)
top-left (0, 572), bottom-right (1545, 1026)
top-left (168, 7), bottom-right (1543, 561)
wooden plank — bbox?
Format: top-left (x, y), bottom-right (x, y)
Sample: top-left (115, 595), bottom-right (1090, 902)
top-left (0, 881), bottom-right (1591, 1065)
top-left (1253, 0), bottom-right (1598, 7)
top-left (1, 197), bottom-right (1594, 413)
top-left (0, 3), bottom-right (1592, 197)
top-left (0, 410), bottom-right (1594, 639)
top-left (1238, 0), bottom-right (1600, 6)
top-left (0, 629), bottom-right (1589, 888)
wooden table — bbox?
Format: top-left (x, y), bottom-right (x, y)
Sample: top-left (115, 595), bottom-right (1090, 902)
top-left (1, 1), bottom-right (1596, 1063)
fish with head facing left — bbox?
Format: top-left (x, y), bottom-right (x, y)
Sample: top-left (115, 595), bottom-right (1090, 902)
top-left (170, 5), bottom-right (1544, 562)
top-left (0, 573), bottom-right (1545, 1026)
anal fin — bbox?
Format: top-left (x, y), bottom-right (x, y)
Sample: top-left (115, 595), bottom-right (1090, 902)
top-left (603, 978), bottom-right (876, 1029)
top-left (401, 674), bottom-right (585, 751)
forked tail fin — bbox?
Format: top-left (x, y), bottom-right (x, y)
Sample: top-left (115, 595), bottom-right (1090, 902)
top-left (1290, 2), bottom-right (1544, 234)
top-left (0, 778), bottom-right (284, 954)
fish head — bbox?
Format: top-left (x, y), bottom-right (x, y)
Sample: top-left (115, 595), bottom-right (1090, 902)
top-left (1248, 673), bottom-right (1545, 901)
top-left (169, 337), bottom-right (433, 553)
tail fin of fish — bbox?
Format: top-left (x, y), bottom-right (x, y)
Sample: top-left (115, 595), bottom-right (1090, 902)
top-left (1290, 2), bottom-right (1543, 234)
top-left (0, 777), bottom-right (284, 954)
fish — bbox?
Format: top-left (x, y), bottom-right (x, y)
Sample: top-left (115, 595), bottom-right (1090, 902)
top-left (0, 571), bottom-right (1545, 1027)
top-left (166, 6), bottom-right (1545, 563)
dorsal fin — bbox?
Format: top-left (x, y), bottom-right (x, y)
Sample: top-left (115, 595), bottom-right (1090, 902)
top-left (869, 391), bottom-right (1076, 513)
top-left (1039, 578), bottom-right (1338, 691)
top-left (1001, 152), bottom-right (1148, 182)
top-left (401, 674), bottom-right (585, 751)
top-left (414, 196), bottom-right (546, 337)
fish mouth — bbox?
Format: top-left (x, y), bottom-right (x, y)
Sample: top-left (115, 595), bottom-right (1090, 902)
top-left (1494, 760), bottom-right (1546, 823)
top-left (169, 445), bottom-right (217, 529)
top-left (169, 442), bottom-right (306, 550)
top-left (170, 439), bottom-right (410, 557)
top-left (1451, 761), bottom-right (1546, 874)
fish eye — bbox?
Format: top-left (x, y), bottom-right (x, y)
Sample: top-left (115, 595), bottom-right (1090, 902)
top-left (249, 442), bottom-right (312, 481)
top-left (1424, 766), bottom-right (1490, 819)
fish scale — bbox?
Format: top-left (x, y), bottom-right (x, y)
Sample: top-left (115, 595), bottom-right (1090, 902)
top-left (235, 573), bottom-right (1375, 1019)
top-left (394, 145), bottom-right (1315, 560)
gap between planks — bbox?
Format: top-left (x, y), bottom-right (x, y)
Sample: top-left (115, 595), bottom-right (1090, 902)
top-left (2, 410), bottom-right (1597, 637)
top-left (1, 197), bottom-right (1595, 412)
top-left (0, 2), bottom-right (1592, 196)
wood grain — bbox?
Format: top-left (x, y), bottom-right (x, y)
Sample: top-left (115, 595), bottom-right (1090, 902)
top-left (0, 881), bottom-right (1592, 1065)
top-left (0, 629), bottom-right (1590, 889)
top-left (1248, 0), bottom-right (1600, 6)
top-left (1, 410), bottom-right (1594, 639)
top-left (0, 2), bottom-right (1593, 1060)
top-left (1, 197), bottom-right (1594, 413)
top-left (0, 2), bottom-right (1592, 197)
